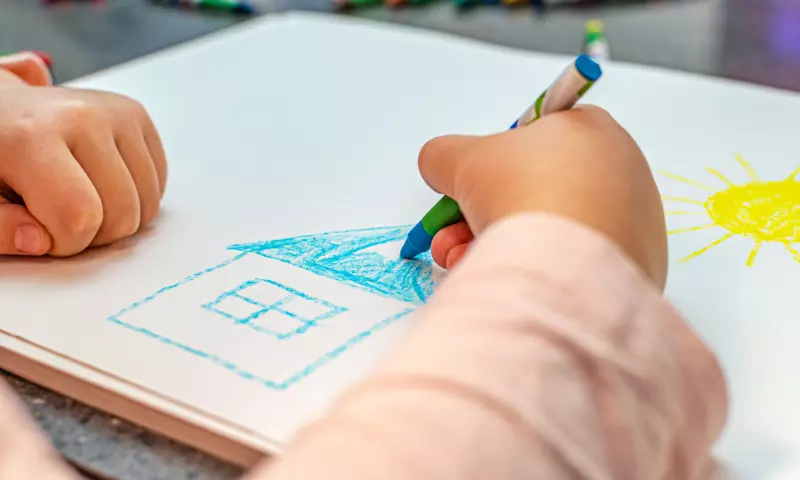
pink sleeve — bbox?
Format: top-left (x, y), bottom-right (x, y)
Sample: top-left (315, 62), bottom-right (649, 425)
top-left (250, 213), bottom-right (728, 480)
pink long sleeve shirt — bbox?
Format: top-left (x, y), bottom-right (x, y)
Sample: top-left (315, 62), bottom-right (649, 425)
top-left (0, 214), bottom-right (728, 480)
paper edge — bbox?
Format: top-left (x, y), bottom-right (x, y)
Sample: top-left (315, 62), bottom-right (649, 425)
top-left (0, 329), bottom-right (282, 466)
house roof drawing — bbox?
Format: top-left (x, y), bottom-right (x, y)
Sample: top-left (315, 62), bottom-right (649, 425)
top-left (227, 226), bottom-right (439, 305)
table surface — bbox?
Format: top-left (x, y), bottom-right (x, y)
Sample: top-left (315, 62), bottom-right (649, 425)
top-left (2, 0), bottom-right (800, 479)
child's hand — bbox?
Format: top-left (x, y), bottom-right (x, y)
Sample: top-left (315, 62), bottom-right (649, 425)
top-left (419, 106), bottom-right (668, 289)
top-left (0, 62), bottom-right (166, 257)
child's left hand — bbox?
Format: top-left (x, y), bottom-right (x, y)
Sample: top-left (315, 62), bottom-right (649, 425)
top-left (0, 53), bottom-right (167, 257)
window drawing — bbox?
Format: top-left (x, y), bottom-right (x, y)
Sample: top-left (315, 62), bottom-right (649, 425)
top-left (203, 279), bottom-right (347, 339)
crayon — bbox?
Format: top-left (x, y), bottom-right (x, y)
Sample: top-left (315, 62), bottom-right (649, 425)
top-left (197, 0), bottom-right (254, 14)
top-left (399, 54), bottom-right (603, 260)
top-left (584, 20), bottom-right (610, 62)
top-left (333, 0), bottom-right (381, 10)
top-left (153, 0), bottom-right (254, 14)
top-left (385, 0), bottom-right (430, 7)
top-left (453, 0), bottom-right (498, 7)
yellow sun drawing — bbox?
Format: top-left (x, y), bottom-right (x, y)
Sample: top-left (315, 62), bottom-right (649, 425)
top-left (660, 154), bottom-right (800, 266)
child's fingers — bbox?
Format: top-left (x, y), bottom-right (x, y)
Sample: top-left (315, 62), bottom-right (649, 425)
top-left (430, 222), bottom-right (473, 268)
top-left (1, 141), bottom-right (103, 257)
top-left (0, 199), bottom-right (52, 255)
top-left (0, 52), bottom-right (51, 87)
top-left (136, 108), bottom-right (167, 197)
top-left (68, 131), bottom-right (141, 247)
top-left (115, 128), bottom-right (162, 226)
top-left (444, 243), bottom-right (470, 270)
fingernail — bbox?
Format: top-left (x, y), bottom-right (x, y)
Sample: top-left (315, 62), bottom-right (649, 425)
top-left (15, 224), bottom-right (43, 254)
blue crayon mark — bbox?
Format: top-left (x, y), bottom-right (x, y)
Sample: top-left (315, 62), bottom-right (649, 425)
top-left (278, 308), bottom-right (414, 388)
top-left (108, 226), bottom-right (438, 390)
top-left (109, 308), bottom-right (413, 390)
top-left (202, 278), bottom-right (347, 339)
top-left (228, 226), bottom-right (436, 305)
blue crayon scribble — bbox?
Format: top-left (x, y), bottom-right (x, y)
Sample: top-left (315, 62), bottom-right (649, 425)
top-left (228, 226), bottom-right (436, 305)
top-left (202, 278), bottom-right (348, 339)
top-left (108, 226), bottom-right (439, 390)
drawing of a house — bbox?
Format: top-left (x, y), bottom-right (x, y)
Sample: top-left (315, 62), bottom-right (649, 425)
top-left (109, 226), bottom-right (443, 390)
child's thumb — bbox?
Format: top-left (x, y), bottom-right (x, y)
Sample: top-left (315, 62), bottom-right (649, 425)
top-left (0, 201), bottom-right (52, 255)
top-left (417, 135), bottom-right (479, 198)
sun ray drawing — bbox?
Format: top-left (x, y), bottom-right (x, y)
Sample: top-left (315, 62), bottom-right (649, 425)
top-left (660, 154), bottom-right (800, 266)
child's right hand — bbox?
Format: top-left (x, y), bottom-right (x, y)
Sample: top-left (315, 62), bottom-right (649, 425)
top-left (0, 59), bottom-right (166, 257)
top-left (420, 106), bottom-right (668, 290)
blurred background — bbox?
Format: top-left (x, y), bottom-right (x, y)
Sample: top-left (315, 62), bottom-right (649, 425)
top-left (1, 0), bottom-right (800, 91)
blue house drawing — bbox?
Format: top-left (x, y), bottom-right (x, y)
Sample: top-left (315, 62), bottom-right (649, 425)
top-left (109, 226), bottom-right (442, 390)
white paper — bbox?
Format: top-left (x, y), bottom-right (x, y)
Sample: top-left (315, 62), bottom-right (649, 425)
top-left (0, 12), bottom-right (798, 478)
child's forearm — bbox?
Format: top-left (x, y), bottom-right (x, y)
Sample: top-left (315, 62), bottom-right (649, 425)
top-left (254, 214), bottom-right (727, 480)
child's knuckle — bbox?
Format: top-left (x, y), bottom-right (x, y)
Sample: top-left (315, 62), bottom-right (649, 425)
top-left (567, 105), bottom-right (616, 132)
top-left (115, 94), bottom-right (147, 118)
top-left (7, 117), bottom-right (38, 143)
top-left (60, 196), bottom-right (103, 238)
top-left (112, 210), bottom-right (141, 238)
top-left (64, 100), bottom-right (101, 126)
top-left (128, 98), bottom-right (148, 117)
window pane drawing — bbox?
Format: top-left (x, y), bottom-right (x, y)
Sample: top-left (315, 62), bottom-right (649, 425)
top-left (109, 226), bottom-right (445, 390)
top-left (203, 279), bottom-right (347, 339)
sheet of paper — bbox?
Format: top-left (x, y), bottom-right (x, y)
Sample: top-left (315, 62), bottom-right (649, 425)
top-left (0, 12), bottom-right (798, 478)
